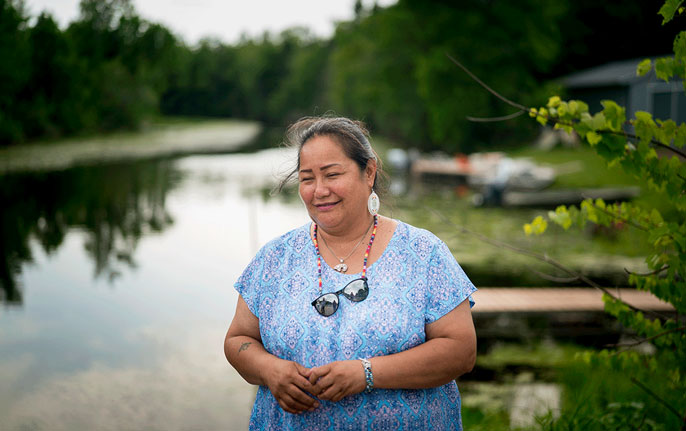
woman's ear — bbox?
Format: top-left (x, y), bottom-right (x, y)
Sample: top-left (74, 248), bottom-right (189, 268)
top-left (365, 158), bottom-right (377, 187)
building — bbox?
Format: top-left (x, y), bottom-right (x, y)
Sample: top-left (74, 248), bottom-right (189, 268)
top-left (563, 58), bottom-right (685, 123)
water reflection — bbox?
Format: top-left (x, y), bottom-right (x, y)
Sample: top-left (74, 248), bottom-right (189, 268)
top-left (0, 160), bottom-right (178, 306)
top-left (0, 148), bottom-right (308, 430)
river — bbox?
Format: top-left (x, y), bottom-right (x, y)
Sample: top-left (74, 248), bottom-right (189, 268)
top-left (0, 135), bottom-right (307, 430)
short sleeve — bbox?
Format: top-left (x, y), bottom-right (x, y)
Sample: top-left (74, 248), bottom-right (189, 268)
top-left (425, 240), bottom-right (477, 324)
top-left (234, 246), bottom-right (267, 319)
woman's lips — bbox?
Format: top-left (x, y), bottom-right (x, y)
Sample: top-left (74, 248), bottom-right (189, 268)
top-left (315, 201), bottom-right (339, 211)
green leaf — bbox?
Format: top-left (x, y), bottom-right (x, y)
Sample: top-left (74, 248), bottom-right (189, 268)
top-left (675, 31), bottom-right (686, 61)
top-left (650, 208), bottom-right (664, 226)
top-left (547, 96), bottom-right (561, 109)
top-left (586, 131), bottom-right (602, 146)
top-left (637, 59), bottom-right (652, 76)
top-left (659, 0), bottom-right (684, 24)
top-left (675, 124), bottom-right (686, 148)
top-left (655, 57), bottom-right (676, 82)
top-left (536, 107), bottom-right (548, 126)
top-left (590, 112), bottom-right (606, 131)
top-left (656, 119), bottom-right (677, 145)
top-left (524, 215), bottom-right (548, 236)
top-left (601, 100), bottom-right (626, 131)
top-left (634, 111), bottom-right (656, 143)
top-left (569, 100), bottom-right (589, 115)
top-left (548, 206), bottom-right (572, 230)
top-left (595, 134), bottom-right (627, 161)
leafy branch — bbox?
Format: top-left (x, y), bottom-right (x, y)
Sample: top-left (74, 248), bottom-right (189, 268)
top-left (426, 206), bottom-right (665, 317)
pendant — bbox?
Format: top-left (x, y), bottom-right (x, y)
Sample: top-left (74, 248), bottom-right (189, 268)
top-left (333, 263), bottom-right (348, 273)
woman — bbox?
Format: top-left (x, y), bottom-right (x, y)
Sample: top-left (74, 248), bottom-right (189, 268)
top-left (224, 117), bottom-right (477, 430)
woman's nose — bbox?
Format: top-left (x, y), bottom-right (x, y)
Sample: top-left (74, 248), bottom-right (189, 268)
top-left (314, 179), bottom-right (330, 198)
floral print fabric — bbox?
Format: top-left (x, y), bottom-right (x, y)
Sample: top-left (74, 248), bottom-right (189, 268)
top-left (235, 221), bottom-right (477, 430)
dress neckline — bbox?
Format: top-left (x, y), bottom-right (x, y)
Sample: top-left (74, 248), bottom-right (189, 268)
top-left (309, 219), bottom-right (402, 278)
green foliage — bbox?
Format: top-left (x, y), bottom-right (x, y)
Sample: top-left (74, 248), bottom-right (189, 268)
top-left (525, 1), bottom-right (686, 426)
top-left (327, 0), bottom-right (568, 152)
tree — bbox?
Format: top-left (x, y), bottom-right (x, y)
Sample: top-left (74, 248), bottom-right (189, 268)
top-left (519, 2), bottom-right (686, 428)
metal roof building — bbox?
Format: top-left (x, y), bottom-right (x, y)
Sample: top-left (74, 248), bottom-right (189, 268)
top-left (563, 58), bottom-right (685, 123)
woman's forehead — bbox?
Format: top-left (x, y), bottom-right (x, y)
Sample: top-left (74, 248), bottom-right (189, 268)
top-left (299, 135), bottom-right (351, 167)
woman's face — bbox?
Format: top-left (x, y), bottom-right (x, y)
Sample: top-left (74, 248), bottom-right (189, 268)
top-left (298, 135), bottom-right (375, 231)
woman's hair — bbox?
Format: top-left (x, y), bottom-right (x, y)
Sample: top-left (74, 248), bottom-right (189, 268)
top-left (277, 116), bottom-right (388, 195)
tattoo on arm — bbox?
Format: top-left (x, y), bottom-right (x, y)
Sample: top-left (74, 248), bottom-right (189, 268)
top-left (238, 342), bottom-right (251, 354)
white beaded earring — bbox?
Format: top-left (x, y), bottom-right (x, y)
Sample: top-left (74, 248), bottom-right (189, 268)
top-left (367, 189), bottom-right (380, 216)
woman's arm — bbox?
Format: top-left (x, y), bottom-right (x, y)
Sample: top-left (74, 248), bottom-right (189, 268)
top-left (307, 299), bottom-right (476, 401)
top-left (225, 296), bottom-right (320, 413)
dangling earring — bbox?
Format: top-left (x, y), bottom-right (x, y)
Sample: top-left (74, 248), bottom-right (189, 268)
top-left (367, 189), bottom-right (380, 216)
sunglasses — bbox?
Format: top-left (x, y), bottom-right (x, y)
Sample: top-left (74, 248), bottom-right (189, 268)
top-left (311, 277), bottom-right (369, 317)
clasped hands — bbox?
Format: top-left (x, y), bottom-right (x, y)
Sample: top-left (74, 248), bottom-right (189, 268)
top-left (264, 358), bottom-right (367, 414)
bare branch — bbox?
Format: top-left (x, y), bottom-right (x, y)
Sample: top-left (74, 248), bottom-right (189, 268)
top-left (624, 265), bottom-right (670, 277)
top-left (630, 377), bottom-right (684, 422)
top-left (466, 111), bottom-right (525, 122)
top-left (608, 326), bottom-right (686, 348)
top-left (444, 53), bottom-right (528, 112)
top-left (528, 266), bottom-right (580, 283)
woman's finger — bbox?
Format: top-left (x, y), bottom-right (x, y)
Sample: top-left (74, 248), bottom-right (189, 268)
top-left (318, 381), bottom-right (343, 401)
top-left (294, 362), bottom-right (311, 379)
top-left (310, 373), bottom-right (335, 396)
top-left (293, 373), bottom-right (317, 395)
top-left (282, 391), bottom-right (315, 413)
top-left (287, 385), bottom-right (320, 409)
top-left (307, 364), bottom-right (330, 385)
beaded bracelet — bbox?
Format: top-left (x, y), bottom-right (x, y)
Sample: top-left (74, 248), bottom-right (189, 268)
top-left (359, 358), bottom-right (374, 393)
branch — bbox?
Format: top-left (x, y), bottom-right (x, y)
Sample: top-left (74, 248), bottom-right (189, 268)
top-left (609, 325), bottom-right (686, 348)
top-left (528, 266), bottom-right (580, 283)
top-left (466, 111), bottom-right (525, 122)
top-left (624, 265), bottom-right (670, 277)
top-left (579, 195), bottom-right (651, 232)
top-left (630, 377), bottom-right (684, 423)
top-left (445, 53), bottom-right (686, 160)
top-left (445, 54), bottom-right (528, 112)
top-left (597, 129), bottom-right (686, 160)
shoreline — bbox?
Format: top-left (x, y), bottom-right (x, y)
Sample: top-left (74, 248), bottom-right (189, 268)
top-left (0, 119), bottom-right (262, 174)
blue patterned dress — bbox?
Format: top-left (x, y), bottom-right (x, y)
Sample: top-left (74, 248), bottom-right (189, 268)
top-left (235, 220), bottom-right (477, 430)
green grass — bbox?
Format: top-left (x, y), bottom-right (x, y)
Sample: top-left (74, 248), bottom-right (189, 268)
top-left (393, 191), bottom-right (650, 287)
top-left (509, 145), bottom-right (641, 189)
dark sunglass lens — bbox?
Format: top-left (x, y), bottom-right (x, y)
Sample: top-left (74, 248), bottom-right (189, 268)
top-left (342, 279), bottom-right (369, 302)
top-left (314, 293), bottom-right (339, 316)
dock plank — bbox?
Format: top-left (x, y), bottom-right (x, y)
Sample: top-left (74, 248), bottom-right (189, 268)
top-left (472, 288), bottom-right (673, 313)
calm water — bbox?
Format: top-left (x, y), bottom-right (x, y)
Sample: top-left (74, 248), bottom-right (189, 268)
top-left (0, 148), bottom-right (308, 430)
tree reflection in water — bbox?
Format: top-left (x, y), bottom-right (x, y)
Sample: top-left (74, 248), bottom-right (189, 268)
top-left (0, 160), bottom-right (179, 306)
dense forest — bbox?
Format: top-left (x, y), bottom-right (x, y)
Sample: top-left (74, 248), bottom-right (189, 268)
top-left (0, 0), bottom-right (677, 151)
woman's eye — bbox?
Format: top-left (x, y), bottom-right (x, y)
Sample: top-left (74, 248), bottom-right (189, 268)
top-left (327, 173), bottom-right (340, 178)
top-left (299, 177), bottom-right (313, 183)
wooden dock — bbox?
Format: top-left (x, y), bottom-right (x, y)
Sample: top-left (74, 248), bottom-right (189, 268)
top-left (471, 288), bottom-right (675, 348)
top-left (502, 187), bottom-right (641, 208)
top-left (471, 288), bottom-right (673, 313)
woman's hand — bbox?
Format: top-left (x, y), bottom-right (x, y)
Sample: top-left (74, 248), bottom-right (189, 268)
top-left (307, 360), bottom-right (367, 402)
top-left (263, 359), bottom-right (320, 414)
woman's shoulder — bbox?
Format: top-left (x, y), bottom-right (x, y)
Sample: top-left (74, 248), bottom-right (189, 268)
top-left (256, 222), bottom-right (312, 257)
top-left (393, 219), bottom-right (445, 246)
top-left (391, 219), bottom-right (447, 260)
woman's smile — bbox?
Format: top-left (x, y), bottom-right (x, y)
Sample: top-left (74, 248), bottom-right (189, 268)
top-left (314, 201), bottom-right (340, 211)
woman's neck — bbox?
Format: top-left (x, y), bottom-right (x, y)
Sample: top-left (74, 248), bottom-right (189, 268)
top-left (316, 214), bottom-right (376, 245)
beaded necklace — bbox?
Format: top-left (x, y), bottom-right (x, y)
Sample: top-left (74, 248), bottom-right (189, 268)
top-left (312, 215), bottom-right (378, 294)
